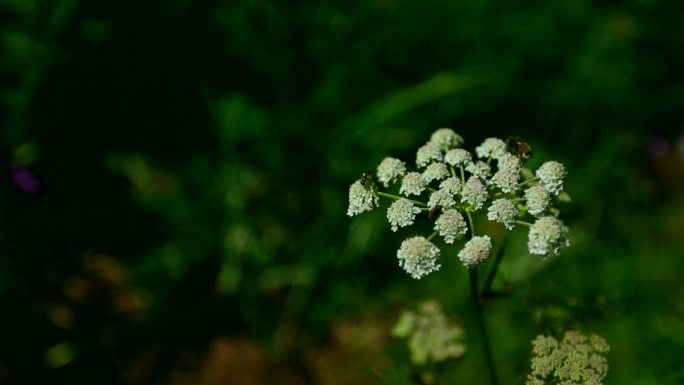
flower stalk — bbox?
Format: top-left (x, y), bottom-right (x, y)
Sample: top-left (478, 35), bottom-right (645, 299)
top-left (470, 268), bottom-right (499, 385)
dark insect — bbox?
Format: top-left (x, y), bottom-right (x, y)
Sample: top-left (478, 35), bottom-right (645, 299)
top-left (506, 136), bottom-right (533, 161)
top-left (360, 171), bottom-right (375, 189)
top-left (428, 205), bottom-right (442, 220)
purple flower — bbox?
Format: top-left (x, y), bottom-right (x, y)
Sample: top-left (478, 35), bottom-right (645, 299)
top-left (7, 162), bottom-right (43, 196)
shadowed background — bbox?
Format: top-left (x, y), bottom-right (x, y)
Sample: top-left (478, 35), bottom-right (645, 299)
top-left (1, 0), bottom-right (683, 384)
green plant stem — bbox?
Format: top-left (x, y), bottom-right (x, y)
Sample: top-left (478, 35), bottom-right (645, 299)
top-left (516, 220), bottom-right (533, 227)
top-left (469, 269), bottom-right (499, 385)
top-left (465, 209), bottom-right (475, 237)
top-left (518, 176), bottom-right (539, 187)
top-left (464, 209), bottom-right (498, 385)
top-left (377, 191), bottom-right (427, 207)
top-left (482, 240), bottom-right (507, 295)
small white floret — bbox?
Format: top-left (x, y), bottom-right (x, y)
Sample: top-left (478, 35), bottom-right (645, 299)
top-left (422, 162), bottom-right (450, 184)
top-left (487, 198), bottom-right (518, 230)
top-left (400, 172), bottom-right (426, 196)
top-left (347, 179), bottom-right (379, 217)
top-left (377, 157), bottom-right (407, 188)
top-left (527, 216), bottom-right (570, 257)
top-left (434, 209), bottom-right (468, 244)
top-left (445, 148), bottom-right (472, 167)
top-left (536, 161), bottom-right (566, 195)
top-left (475, 137), bottom-right (507, 159)
top-left (430, 128), bottom-right (464, 150)
top-left (387, 198), bottom-right (422, 232)
top-left (397, 236), bottom-right (441, 279)
top-left (524, 185), bottom-right (551, 216)
top-left (461, 176), bottom-right (488, 210)
top-left (416, 142), bottom-right (443, 168)
top-left (458, 235), bottom-right (492, 268)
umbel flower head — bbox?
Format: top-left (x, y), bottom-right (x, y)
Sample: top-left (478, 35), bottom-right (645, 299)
top-left (346, 178), bottom-right (379, 217)
top-left (422, 162), bottom-right (449, 184)
top-left (528, 216), bottom-right (569, 257)
top-left (397, 236), bottom-right (441, 279)
top-left (487, 198), bottom-right (518, 230)
top-left (461, 176), bottom-right (488, 210)
top-left (491, 153), bottom-right (522, 193)
top-left (347, 129), bottom-right (571, 278)
top-left (377, 157), bottom-right (407, 188)
top-left (392, 301), bottom-right (467, 365)
top-left (458, 235), bottom-right (492, 268)
top-left (525, 185), bottom-right (551, 216)
top-left (475, 137), bottom-right (507, 159)
top-left (387, 198), bottom-right (421, 232)
top-left (399, 172), bottom-right (426, 196)
top-left (526, 331), bottom-right (610, 385)
top-left (430, 128), bottom-right (464, 150)
top-left (428, 187), bottom-right (456, 210)
top-left (445, 148), bottom-right (472, 167)
top-left (416, 142), bottom-right (443, 168)
top-left (434, 209), bottom-right (467, 244)
top-left (536, 161), bottom-right (566, 195)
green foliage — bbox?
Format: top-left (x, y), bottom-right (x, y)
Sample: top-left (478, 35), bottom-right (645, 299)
top-left (0, 0), bottom-right (683, 384)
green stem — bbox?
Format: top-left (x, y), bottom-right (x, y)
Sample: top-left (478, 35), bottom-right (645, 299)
top-left (516, 220), bottom-right (533, 227)
top-left (483, 239), bottom-right (507, 295)
top-left (459, 165), bottom-right (466, 185)
top-left (470, 269), bottom-right (499, 385)
top-left (426, 231), bottom-right (438, 242)
top-left (465, 209), bottom-right (475, 238)
top-left (518, 177), bottom-right (540, 188)
top-left (450, 165), bottom-right (457, 179)
top-left (377, 191), bottom-right (428, 207)
top-left (469, 268), bottom-right (499, 385)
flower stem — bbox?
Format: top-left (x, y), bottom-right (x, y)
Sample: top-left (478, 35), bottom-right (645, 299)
top-left (465, 209), bottom-right (475, 237)
top-left (516, 220), bottom-right (533, 227)
top-left (377, 191), bottom-right (428, 207)
top-left (469, 269), bottom-right (499, 385)
top-left (518, 176), bottom-right (539, 187)
top-left (482, 239), bottom-right (507, 295)
top-left (426, 231), bottom-right (438, 242)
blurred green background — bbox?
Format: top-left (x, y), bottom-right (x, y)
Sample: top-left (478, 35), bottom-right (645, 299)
top-left (1, 0), bottom-right (683, 384)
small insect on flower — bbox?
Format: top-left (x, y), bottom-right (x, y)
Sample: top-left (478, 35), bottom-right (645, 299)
top-left (506, 136), bottom-right (533, 162)
top-left (428, 205), bottom-right (442, 220)
top-left (360, 171), bottom-right (375, 189)
top-left (347, 173), bottom-right (380, 217)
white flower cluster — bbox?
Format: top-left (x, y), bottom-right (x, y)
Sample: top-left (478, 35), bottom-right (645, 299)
top-left (526, 331), bottom-right (610, 385)
top-left (458, 236), bottom-right (492, 268)
top-left (434, 209), bottom-right (467, 244)
top-left (528, 216), bottom-right (569, 257)
top-left (391, 301), bottom-right (467, 365)
top-left (346, 179), bottom-right (379, 217)
top-left (347, 129), bottom-right (572, 278)
top-left (397, 236), bottom-right (441, 279)
top-left (377, 157), bottom-right (407, 187)
top-left (387, 198), bottom-right (421, 232)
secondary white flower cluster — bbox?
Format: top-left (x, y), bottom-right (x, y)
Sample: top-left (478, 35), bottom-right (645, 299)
top-left (347, 128), bottom-right (571, 278)
top-left (391, 301), bottom-right (467, 365)
top-left (526, 331), bottom-right (610, 385)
